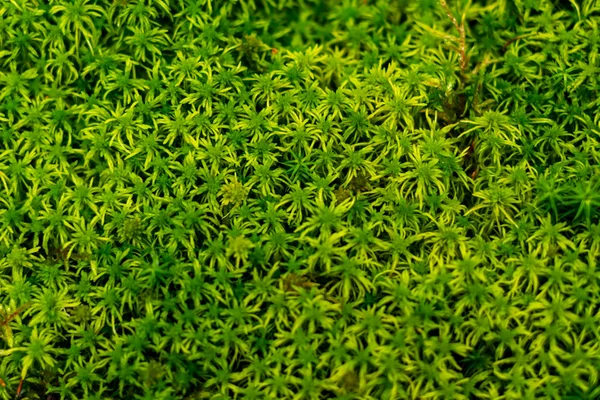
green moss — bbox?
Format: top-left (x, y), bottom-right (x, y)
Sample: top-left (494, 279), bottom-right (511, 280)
top-left (0, 0), bottom-right (599, 398)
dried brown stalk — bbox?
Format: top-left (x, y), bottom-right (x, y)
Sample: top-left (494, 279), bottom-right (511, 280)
top-left (0, 302), bottom-right (30, 329)
top-left (440, 0), bottom-right (468, 74)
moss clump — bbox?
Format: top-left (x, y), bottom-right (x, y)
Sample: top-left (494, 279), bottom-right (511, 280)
top-left (1, 0), bottom-right (599, 399)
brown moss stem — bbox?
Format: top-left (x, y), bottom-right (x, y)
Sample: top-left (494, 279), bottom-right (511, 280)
top-left (440, 0), bottom-right (468, 74)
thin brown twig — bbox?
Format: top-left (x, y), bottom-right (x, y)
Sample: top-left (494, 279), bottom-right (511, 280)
top-left (16, 378), bottom-right (24, 397)
top-left (0, 303), bottom-right (30, 397)
top-left (440, 0), bottom-right (468, 74)
top-left (0, 303), bottom-right (30, 329)
top-left (502, 35), bottom-right (525, 53)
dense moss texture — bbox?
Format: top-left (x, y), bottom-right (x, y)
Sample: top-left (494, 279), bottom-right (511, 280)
top-left (1, 0), bottom-right (600, 399)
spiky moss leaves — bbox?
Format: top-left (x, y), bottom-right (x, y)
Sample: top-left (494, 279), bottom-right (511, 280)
top-left (0, 0), bottom-right (600, 399)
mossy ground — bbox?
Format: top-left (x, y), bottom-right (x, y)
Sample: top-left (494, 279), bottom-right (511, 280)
top-left (1, 0), bottom-right (600, 399)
